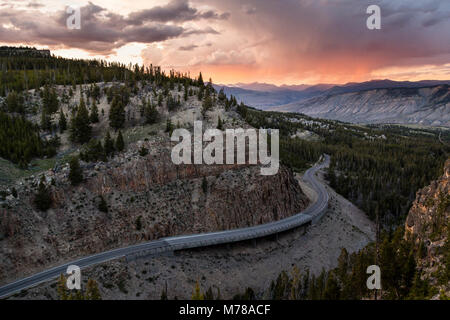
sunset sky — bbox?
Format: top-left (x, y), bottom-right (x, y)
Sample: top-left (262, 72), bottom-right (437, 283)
top-left (0, 0), bottom-right (449, 85)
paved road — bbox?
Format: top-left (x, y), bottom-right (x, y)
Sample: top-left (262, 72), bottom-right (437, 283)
top-left (0, 155), bottom-right (330, 298)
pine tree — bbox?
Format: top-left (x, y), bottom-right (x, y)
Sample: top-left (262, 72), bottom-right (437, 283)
top-left (202, 176), bottom-right (208, 194)
top-left (197, 87), bottom-right (204, 101)
top-left (201, 96), bottom-right (213, 118)
top-left (218, 88), bottom-right (226, 102)
top-left (161, 281), bottom-right (169, 300)
top-left (161, 288), bottom-right (168, 300)
top-left (40, 108), bottom-right (52, 131)
top-left (96, 140), bottom-right (106, 161)
top-left (68, 156), bottom-right (83, 186)
top-left (337, 248), bottom-right (349, 283)
top-left (165, 118), bottom-right (174, 134)
top-left (86, 279), bottom-right (101, 300)
top-left (184, 84), bottom-right (188, 101)
top-left (135, 216), bottom-right (143, 230)
top-left (204, 287), bottom-right (214, 300)
top-left (197, 72), bottom-right (204, 87)
top-left (323, 272), bottom-right (340, 300)
top-left (192, 281), bottom-right (204, 300)
top-left (109, 97), bottom-right (125, 130)
top-left (5, 91), bottom-right (23, 113)
top-left (90, 100), bottom-right (99, 123)
top-left (70, 97), bottom-right (92, 143)
top-left (115, 130), bottom-right (124, 152)
top-left (104, 131), bottom-right (115, 157)
top-left (42, 85), bottom-right (59, 114)
top-left (98, 195), bottom-right (108, 213)
top-left (139, 146), bottom-right (148, 157)
top-left (34, 176), bottom-right (52, 211)
top-left (59, 109), bottom-right (67, 133)
top-left (145, 103), bottom-right (159, 124)
top-left (57, 274), bottom-right (68, 300)
top-left (157, 93), bottom-right (163, 107)
top-left (217, 116), bottom-right (223, 130)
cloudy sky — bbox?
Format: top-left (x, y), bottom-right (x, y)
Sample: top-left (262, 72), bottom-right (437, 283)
top-left (1, 0), bottom-right (449, 85)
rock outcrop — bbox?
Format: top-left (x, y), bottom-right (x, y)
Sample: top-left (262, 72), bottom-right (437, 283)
top-left (405, 158), bottom-right (450, 296)
top-left (0, 138), bottom-right (309, 285)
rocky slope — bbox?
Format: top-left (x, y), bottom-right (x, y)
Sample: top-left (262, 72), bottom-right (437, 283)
top-left (273, 85), bottom-right (450, 127)
top-left (0, 133), bottom-right (308, 285)
top-left (405, 158), bottom-right (450, 296)
top-left (8, 165), bottom-right (375, 300)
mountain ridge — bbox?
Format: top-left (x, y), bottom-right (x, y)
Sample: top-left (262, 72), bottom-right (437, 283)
top-left (271, 84), bottom-right (450, 127)
top-left (214, 80), bottom-right (450, 115)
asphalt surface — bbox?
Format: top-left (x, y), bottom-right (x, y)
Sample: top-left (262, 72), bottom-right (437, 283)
top-left (0, 155), bottom-right (330, 298)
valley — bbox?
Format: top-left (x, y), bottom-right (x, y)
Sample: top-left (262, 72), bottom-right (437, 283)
top-left (0, 47), bottom-right (449, 301)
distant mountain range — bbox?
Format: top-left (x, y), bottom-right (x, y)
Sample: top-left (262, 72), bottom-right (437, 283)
top-left (215, 80), bottom-right (450, 126)
top-left (213, 82), bottom-right (334, 109)
top-left (274, 84), bottom-right (450, 127)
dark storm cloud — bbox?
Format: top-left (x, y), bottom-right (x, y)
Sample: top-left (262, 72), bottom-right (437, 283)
top-left (193, 0), bottom-right (450, 80)
top-left (179, 44), bottom-right (198, 51)
top-left (183, 27), bottom-right (220, 36)
top-left (127, 0), bottom-right (230, 25)
top-left (0, 1), bottom-right (226, 54)
top-left (123, 25), bottom-right (185, 43)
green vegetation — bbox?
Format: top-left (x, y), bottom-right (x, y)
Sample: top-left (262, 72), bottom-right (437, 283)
top-left (57, 274), bottom-right (101, 300)
top-left (58, 109), bottom-right (67, 133)
top-left (98, 195), bottom-right (108, 213)
top-left (202, 176), bottom-right (208, 194)
top-left (143, 100), bottom-right (160, 125)
top-left (104, 131), bottom-right (115, 157)
top-left (135, 216), bottom-right (143, 231)
top-left (69, 97), bottom-right (92, 144)
top-left (138, 146), bottom-right (149, 157)
top-left (0, 47), bottom-right (141, 96)
top-left (80, 139), bottom-right (106, 162)
top-left (90, 100), bottom-right (99, 123)
top-left (0, 47), bottom-right (212, 183)
top-left (115, 130), bottom-right (125, 152)
top-left (230, 227), bottom-right (437, 300)
top-left (233, 105), bottom-right (450, 300)
top-left (68, 156), bottom-right (83, 186)
top-left (0, 111), bottom-right (56, 167)
top-left (238, 106), bottom-right (449, 228)
top-left (34, 176), bottom-right (52, 211)
top-left (109, 96), bottom-right (125, 130)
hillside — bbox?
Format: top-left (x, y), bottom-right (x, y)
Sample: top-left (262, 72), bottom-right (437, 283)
top-left (405, 159), bottom-right (450, 297)
top-left (213, 85), bottom-right (318, 109)
top-left (0, 51), bottom-right (310, 285)
top-left (273, 85), bottom-right (450, 127)
top-left (1, 48), bottom-right (449, 300)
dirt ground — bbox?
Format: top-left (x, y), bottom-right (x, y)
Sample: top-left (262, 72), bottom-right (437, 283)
top-left (11, 168), bottom-right (375, 300)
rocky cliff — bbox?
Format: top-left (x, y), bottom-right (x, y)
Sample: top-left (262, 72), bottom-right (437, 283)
top-left (0, 137), bottom-right (309, 285)
top-left (405, 158), bottom-right (450, 296)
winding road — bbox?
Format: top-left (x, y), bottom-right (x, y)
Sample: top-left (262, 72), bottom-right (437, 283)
top-left (0, 155), bottom-right (330, 298)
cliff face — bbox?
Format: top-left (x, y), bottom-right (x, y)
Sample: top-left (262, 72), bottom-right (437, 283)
top-left (405, 159), bottom-right (450, 295)
top-left (0, 140), bottom-right (309, 284)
